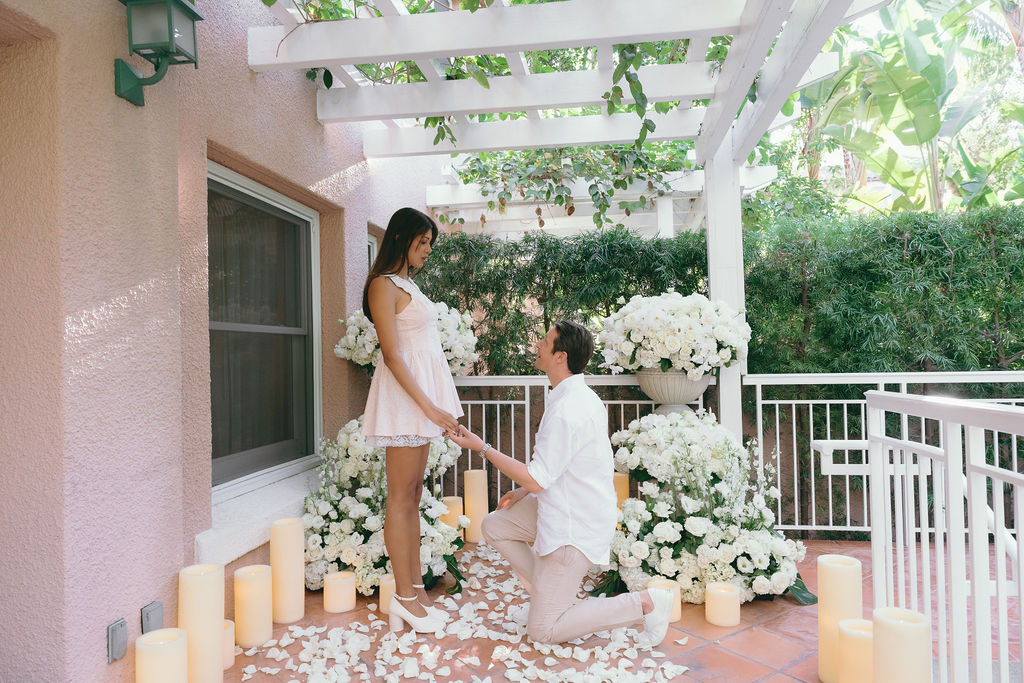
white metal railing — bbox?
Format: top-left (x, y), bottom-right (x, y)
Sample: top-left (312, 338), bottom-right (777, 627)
top-left (447, 372), bottom-right (1024, 536)
top-left (746, 372), bottom-right (1024, 533)
top-left (448, 375), bottom-right (707, 500)
top-left (865, 391), bottom-right (1024, 683)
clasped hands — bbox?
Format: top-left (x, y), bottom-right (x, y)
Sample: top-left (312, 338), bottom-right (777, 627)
top-left (444, 424), bottom-right (485, 452)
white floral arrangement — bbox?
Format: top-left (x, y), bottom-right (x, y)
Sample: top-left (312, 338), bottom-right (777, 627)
top-left (597, 292), bottom-right (751, 378)
top-left (602, 410), bottom-right (809, 605)
top-left (333, 302), bottom-right (479, 374)
top-left (302, 417), bottom-right (469, 594)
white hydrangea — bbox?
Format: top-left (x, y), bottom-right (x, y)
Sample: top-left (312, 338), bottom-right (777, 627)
top-left (606, 409), bottom-right (806, 604)
top-left (597, 291), bottom-right (751, 378)
top-left (302, 416), bottom-right (466, 594)
top-left (333, 302), bottom-right (479, 374)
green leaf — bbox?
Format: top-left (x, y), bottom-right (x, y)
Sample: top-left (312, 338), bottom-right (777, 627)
top-left (612, 60), bottom-right (630, 85)
top-left (660, 358), bottom-right (672, 372)
top-left (1000, 101), bottom-right (1024, 126)
top-left (322, 68), bottom-right (334, 90)
top-left (785, 573), bottom-right (817, 605)
top-left (261, 0), bottom-right (276, 6)
top-left (938, 92), bottom-right (982, 139)
top-left (466, 62), bottom-right (491, 89)
top-left (901, 28), bottom-right (931, 74)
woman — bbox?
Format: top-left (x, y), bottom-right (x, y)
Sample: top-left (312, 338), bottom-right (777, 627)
top-left (362, 207), bottom-right (463, 633)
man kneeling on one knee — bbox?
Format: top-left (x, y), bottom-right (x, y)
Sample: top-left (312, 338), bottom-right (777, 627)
top-left (447, 321), bottom-right (673, 647)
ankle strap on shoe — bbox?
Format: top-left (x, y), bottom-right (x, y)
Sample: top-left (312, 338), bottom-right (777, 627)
top-left (412, 583), bottom-right (425, 589)
top-left (394, 593), bottom-right (418, 602)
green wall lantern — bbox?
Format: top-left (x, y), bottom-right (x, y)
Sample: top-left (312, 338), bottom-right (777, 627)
top-left (114, 0), bottom-right (204, 106)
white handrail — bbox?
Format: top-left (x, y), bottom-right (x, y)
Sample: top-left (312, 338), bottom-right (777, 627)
top-left (867, 391), bottom-right (1024, 683)
top-left (746, 370), bottom-right (1024, 385)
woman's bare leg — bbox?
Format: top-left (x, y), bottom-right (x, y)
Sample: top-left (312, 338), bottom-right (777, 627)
top-left (385, 445), bottom-right (430, 618)
top-left (405, 445), bottom-right (432, 605)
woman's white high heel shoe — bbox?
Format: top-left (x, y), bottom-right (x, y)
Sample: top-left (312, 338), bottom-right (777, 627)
top-left (412, 582), bottom-right (450, 622)
top-left (389, 593), bottom-right (444, 633)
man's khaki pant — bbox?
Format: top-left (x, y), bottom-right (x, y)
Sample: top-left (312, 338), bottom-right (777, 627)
top-left (480, 494), bottom-right (644, 644)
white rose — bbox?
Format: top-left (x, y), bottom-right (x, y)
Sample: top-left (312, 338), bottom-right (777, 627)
top-left (630, 541), bottom-right (651, 560)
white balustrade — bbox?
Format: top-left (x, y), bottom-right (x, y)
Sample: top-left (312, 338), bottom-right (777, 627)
top-left (864, 390), bottom-right (1024, 683)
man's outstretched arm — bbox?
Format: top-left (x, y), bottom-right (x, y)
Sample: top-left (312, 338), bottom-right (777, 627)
top-left (447, 426), bottom-right (544, 494)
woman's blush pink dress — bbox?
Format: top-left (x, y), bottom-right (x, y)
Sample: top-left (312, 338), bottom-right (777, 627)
top-left (361, 274), bottom-right (464, 447)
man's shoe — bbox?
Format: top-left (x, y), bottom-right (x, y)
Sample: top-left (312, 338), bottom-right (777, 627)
top-left (636, 588), bottom-right (673, 648)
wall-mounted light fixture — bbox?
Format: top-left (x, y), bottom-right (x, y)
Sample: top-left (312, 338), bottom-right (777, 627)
top-left (114, 0), bottom-right (203, 106)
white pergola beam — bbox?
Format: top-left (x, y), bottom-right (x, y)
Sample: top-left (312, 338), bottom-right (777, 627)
top-left (365, 108), bottom-right (705, 157)
top-left (694, 0), bottom-right (794, 164)
top-left (844, 0), bottom-right (893, 23)
top-left (266, 1), bottom-right (299, 27)
top-left (477, 214), bottom-right (659, 233)
top-left (249, 0), bottom-right (745, 71)
top-left (732, 0), bottom-right (856, 164)
top-left (318, 62), bottom-right (715, 122)
top-left (426, 166), bottom-right (775, 208)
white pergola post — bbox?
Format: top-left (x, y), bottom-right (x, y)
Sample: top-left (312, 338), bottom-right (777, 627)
top-left (704, 130), bottom-right (745, 437)
top-left (656, 196), bottom-right (674, 238)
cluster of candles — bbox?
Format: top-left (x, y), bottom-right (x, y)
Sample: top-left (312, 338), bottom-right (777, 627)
top-left (142, 474), bottom-right (918, 681)
top-left (817, 554), bottom-right (932, 683)
top-left (135, 518), bottom-right (310, 682)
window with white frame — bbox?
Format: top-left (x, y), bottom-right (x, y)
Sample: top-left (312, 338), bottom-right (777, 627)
top-left (367, 234), bottom-right (378, 268)
top-left (207, 164), bottom-right (321, 486)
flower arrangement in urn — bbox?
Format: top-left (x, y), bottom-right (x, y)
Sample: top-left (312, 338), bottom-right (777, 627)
top-left (597, 410), bottom-right (813, 605)
top-left (597, 292), bottom-right (751, 378)
top-left (333, 301), bottom-right (479, 374)
top-left (301, 417), bottom-right (468, 594)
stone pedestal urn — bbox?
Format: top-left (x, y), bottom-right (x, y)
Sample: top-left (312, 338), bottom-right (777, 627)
top-left (636, 369), bottom-right (711, 415)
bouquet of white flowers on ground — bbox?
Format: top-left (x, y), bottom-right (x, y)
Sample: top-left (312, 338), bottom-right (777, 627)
top-left (301, 417), bottom-right (469, 594)
top-left (597, 292), bottom-right (751, 378)
top-left (333, 301), bottom-right (479, 374)
top-left (597, 410), bottom-right (812, 605)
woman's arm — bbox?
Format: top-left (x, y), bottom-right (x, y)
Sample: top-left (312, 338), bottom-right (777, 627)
top-left (368, 276), bottom-right (460, 433)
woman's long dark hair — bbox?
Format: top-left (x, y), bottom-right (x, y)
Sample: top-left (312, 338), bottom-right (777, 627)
top-left (362, 207), bottom-right (438, 322)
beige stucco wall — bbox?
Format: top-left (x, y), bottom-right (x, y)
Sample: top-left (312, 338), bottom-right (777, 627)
top-left (0, 0), bottom-right (445, 680)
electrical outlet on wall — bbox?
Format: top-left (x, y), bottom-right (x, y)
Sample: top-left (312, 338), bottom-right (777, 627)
top-left (107, 618), bottom-right (127, 663)
top-left (141, 601), bottom-right (163, 634)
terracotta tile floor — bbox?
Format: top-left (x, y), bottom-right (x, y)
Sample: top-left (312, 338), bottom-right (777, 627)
top-left (220, 540), bottom-right (886, 682)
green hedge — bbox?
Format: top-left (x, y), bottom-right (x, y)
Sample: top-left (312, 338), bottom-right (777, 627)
top-left (417, 205), bottom-right (1024, 376)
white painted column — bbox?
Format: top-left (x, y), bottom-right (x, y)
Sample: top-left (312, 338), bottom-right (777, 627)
top-left (657, 195), bottom-right (674, 238)
top-left (703, 129), bottom-right (745, 437)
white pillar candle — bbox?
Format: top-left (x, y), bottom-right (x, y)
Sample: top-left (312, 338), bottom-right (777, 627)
top-left (838, 618), bottom-right (873, 683)
top-left (872, 607), bottom-right (931, 683)
top-left (177, 564), bottom-right (224, 683)
top-left (440, 496), bottom-right (465, 539)
top-left (324, 571), bottom-right (357, 613)
top-left (135, 627), bottom-right (188, 683)
top-left (704, 582), bottom-right (741, 626)
top-left (817, 554), bottom-right (863, 683)
top-left (234, 564), bottom-right (273, 648)
top-left (463, 469), bottom-right (488, 543)
top-left (270, 517), bottom-right (305, 623)
top-left (613, 472), bottom-right (629, 508)
top-left (378, 573), bottom-right (396, 615)
top-left (222, 620), bottom-right (235, 671)
top-left (646, 577), bottom-right (682, 622)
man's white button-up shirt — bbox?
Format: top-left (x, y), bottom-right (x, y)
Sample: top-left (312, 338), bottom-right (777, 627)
top-left (526, 373), bottom-right (617, 565)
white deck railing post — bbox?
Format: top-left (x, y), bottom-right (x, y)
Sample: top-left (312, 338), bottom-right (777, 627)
top-left (943, 418), bottom-right (971, 680)
top-left (965, 423), bottom-right (993, 681)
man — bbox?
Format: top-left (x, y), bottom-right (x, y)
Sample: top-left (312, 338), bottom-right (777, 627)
top-left (447, 321), bottom-right (673, 647)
